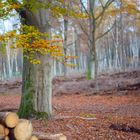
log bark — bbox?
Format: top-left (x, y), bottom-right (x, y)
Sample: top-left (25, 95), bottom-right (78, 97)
top-left (46, 134), bottom-right (67, 140)
top-left (33, 132), bottom-right (67, 140)
top-left (4, 136), bottom-right (9, 140)
top-left (8, 128), bottom-right (16, 140)
top-left (4, 128), bottom-right (9, 136)
top-left (0, 124), bottom-right (9, 139)
top-left (0, 112), bottom-right (19, 128)
top-left (30, 135), bottom-right (38, 140)
top-left (0, 124), bottom-right (5, 139)
top-left (14, 119), bottom-right (33, 140)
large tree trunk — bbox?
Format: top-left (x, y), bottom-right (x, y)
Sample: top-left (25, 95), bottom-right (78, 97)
top-left (18, 2), bottom-right (52, 118)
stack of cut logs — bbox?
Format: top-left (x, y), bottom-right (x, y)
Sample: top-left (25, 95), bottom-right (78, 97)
top-left (0, 112), bottom-right (67, 140)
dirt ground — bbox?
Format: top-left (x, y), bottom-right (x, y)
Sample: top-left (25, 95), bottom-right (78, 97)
top-left (0, 70), bottom-right (140, 140)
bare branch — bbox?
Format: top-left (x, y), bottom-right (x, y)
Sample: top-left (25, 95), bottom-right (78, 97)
top-left (99, 0), bottom-right (104, 9)
top-left (95, 0), bottom-right (114, 20)
top-left (79, 0), bottom-right (90, 17)
top-left (95, 21), bottom-right (115, 41)
top-left (78, 21), bottom-right (89, 37)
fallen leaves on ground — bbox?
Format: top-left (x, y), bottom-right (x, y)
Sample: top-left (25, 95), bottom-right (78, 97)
top-left (0, 70), bottom-right (140, 139)
top-left (0, 94), bottom-right (139, 140)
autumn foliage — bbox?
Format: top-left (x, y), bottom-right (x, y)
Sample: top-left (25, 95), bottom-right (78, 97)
top-left (0, 25), bottom-right (62, 63)
top-left (0, 25), bottom-right (78, 67)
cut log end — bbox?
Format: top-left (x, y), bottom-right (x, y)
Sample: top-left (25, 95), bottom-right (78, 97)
top-left (5, 112), bottom-right (19, 128)
top-left (14, 119), bottom-right (33, 140)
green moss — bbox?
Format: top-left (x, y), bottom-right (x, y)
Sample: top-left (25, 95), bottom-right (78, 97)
top-left (18, 87), bottom-right (48, 119)
top-left (34, 112), bottom-right (48, 119)
top-left (18, 74), bottom-right (34, 118)
top-left (79, 113), bottom-right (96, 118)
top-left (18, 90), bottom-right (48, 119)
top-left (18, 70), bottom-right (48, 119)
top-left (106, 115), bottom-right (113, 121)
top-left (86, 62), bottom-right (92, 80)
top-left (18, 89), bottom-right (35, 118)
top-left (86, 69), bottom-right (92, 80)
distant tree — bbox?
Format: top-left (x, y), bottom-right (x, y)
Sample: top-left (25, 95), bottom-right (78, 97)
top-left (78, 0), bottom-right (114, 90)
top-left (77, 0), bottom-right (140, 84)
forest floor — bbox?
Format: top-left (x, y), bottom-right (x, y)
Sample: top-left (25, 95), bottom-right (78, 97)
top-left (0, 70), bottom-right (140, 140)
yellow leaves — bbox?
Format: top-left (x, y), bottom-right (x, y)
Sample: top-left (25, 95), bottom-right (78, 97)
top-left (0, 2), bottom-right (4, 8)
top-left (30, 59), bottom-right (41, 65)
top-left (0, 35), bottom-right (5, 42)
top-left (79, 113), bottom-right (96, 118)
top-left (76, 12), bottom-right (89, 19)
top-left (127, 3), bottom-right (137, 9)
top-left (107, 9), bottom-right (118, 16)
top-left (0, 1), bottom-right (22, 18)
top-left (6, 31), bottom-right (17, 38)
top-left (102, 0), bottom-right (140, 18)
top-left (9, 4), bottom-right (21, 10)
top-left (52, 35), bottom-right (61, 39)
top-left (65, 55), bottom-right (78, 59)
top-left (120, 0), bottom-right (139, 15)
top-left (0, 31), bottom-right (16, 42)
top-left (1, 25), bottom-right (77, 67)
top-left (63, 63), bottom-right (77, 68)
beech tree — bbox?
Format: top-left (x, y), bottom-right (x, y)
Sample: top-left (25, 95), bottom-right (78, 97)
top-left (0, 0), bottom-right (66, 118)
top-left (78, 0), bottom-right (139, 83)
top-left (0, 0), bottom-right (84, 118)
top-left (0, 0), bottom-right (139, 119)
top-left (78, 0), bottom-right (114, 90)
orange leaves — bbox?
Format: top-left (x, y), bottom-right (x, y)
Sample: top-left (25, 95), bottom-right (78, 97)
top-left (65, 55), bottom-right (78, 59)
top-left (0, 31), bottom-right (16, 42)
top-left (119, 0), bottom-right (139, 15)
top-left (103, 0), bottom-right (140, 18)
top-left (0, 25), bottom-right (63, 64)
top-left (63, 63), bottom-right (77, 67)
top-left (0, 1), bottom-right (21, 18)
top-left (0, 2), bottom-right (4, 8)
top-left (0, 35), bottom-right (5, 42)
top-left (1, 25), bottom-right (78, 67)
top-left (9, 4), bottom-right (21, 10)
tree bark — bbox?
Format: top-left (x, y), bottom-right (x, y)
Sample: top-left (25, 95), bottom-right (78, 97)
top-left (88, 0), bottom-right (99, 90)
top-left (62, 18), bottom-right (68, 76)
top-left (0, 124), bottom-right (5, 139)
top-left (18, 1), bottom-right (53, 118)
top-left (33, 132), bottom-right (67, 140)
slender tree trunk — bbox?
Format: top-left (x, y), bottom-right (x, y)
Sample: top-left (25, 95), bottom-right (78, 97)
top-left (88, 0), bottom-right (99, 90)
top-left (62, 18), bottom-right (68, 76)
top-left (89, 0), bottom-right (98, 76)
top-left (86, 52), bottom-right (92, 79)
